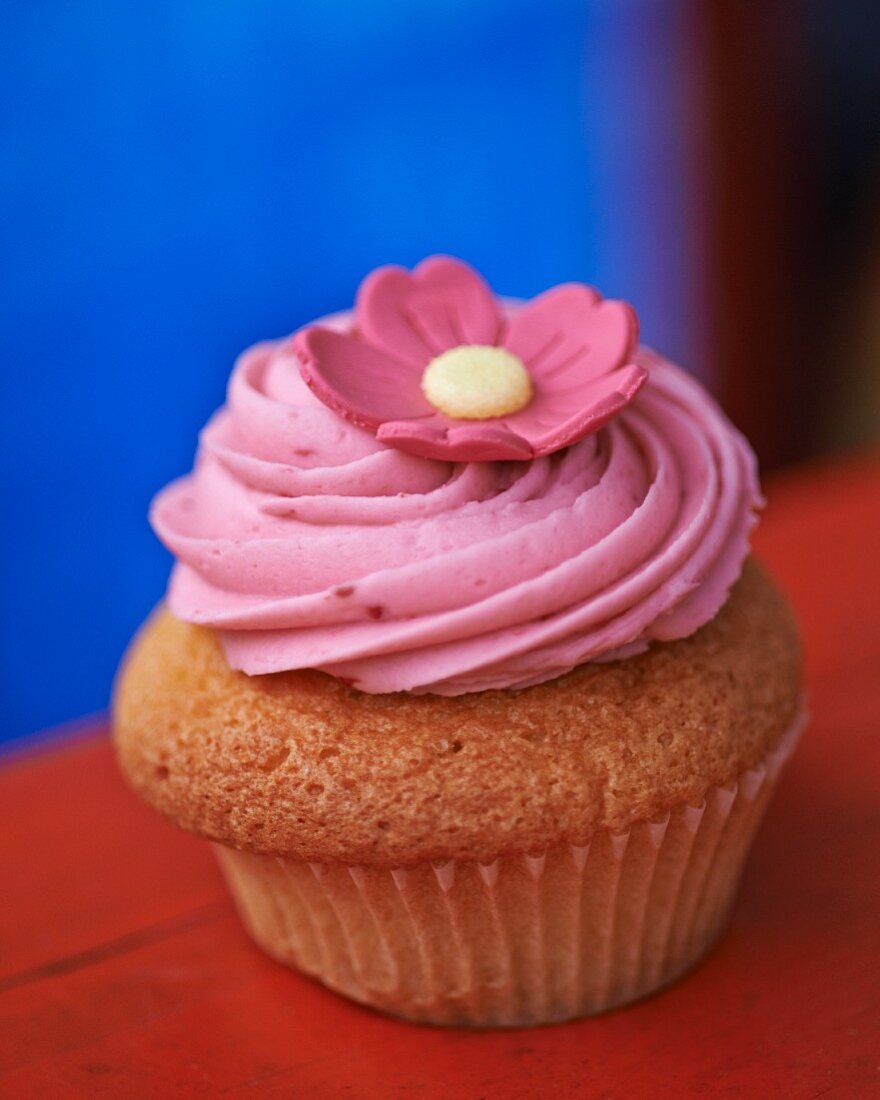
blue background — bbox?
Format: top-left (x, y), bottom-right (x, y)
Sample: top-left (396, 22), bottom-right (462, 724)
top-left (1, 0), bottom-right (691, 744)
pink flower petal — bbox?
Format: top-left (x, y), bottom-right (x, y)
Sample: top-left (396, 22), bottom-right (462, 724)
top-left (357, 255), bottom-right (504, 367)
top-left (378, 414), bottom-right (533, 462)
top-left (503, 363), bottom-right (648, 456)
top-left (295, 328), bottom-right (432, 432)
top-left (296, 261), bottom-right (649, 464)
top-left (503, 283), bottom-right (638, 383)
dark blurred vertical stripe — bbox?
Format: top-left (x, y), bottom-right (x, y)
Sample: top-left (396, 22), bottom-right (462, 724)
top-left (699, 0), bottom-right (814, 471)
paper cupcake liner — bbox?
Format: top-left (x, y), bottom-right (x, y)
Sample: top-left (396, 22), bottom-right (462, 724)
top-left (214, 708), bottom-right (806, 1027)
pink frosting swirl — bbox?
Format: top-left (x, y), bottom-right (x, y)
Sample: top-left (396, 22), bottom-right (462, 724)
top-left (151, 320), bottom-right (761, 694)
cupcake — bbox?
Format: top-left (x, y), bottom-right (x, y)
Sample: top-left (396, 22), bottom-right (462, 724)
top-left (113, 257), bottom-right (804, 1026)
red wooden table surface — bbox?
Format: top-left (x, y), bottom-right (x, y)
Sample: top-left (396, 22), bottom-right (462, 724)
top-left (2, 453), bottom-right (880, 1098)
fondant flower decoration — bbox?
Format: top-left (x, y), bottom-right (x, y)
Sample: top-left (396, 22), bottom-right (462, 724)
top-left (294, 256), bottom-right (647, 462)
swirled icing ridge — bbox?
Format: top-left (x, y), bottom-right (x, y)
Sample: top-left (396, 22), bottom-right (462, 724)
top-left (151, 323), bottom-right (761, 695)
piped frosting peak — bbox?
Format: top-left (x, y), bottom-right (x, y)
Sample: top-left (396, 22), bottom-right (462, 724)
top-left (151, 266), bottom-right (761, 695)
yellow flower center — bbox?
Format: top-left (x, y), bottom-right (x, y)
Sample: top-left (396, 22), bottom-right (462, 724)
top-left (420, 345), bottom-right (533, 420)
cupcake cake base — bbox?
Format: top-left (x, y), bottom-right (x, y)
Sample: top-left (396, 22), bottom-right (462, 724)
top-left (116, 559), bottom-right (804, 1027)
top-left (215, 710), bottom-right (803, 1027)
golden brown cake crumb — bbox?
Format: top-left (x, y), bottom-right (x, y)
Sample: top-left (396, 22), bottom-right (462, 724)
top-left (113, 559), bottom-right (801, 866)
